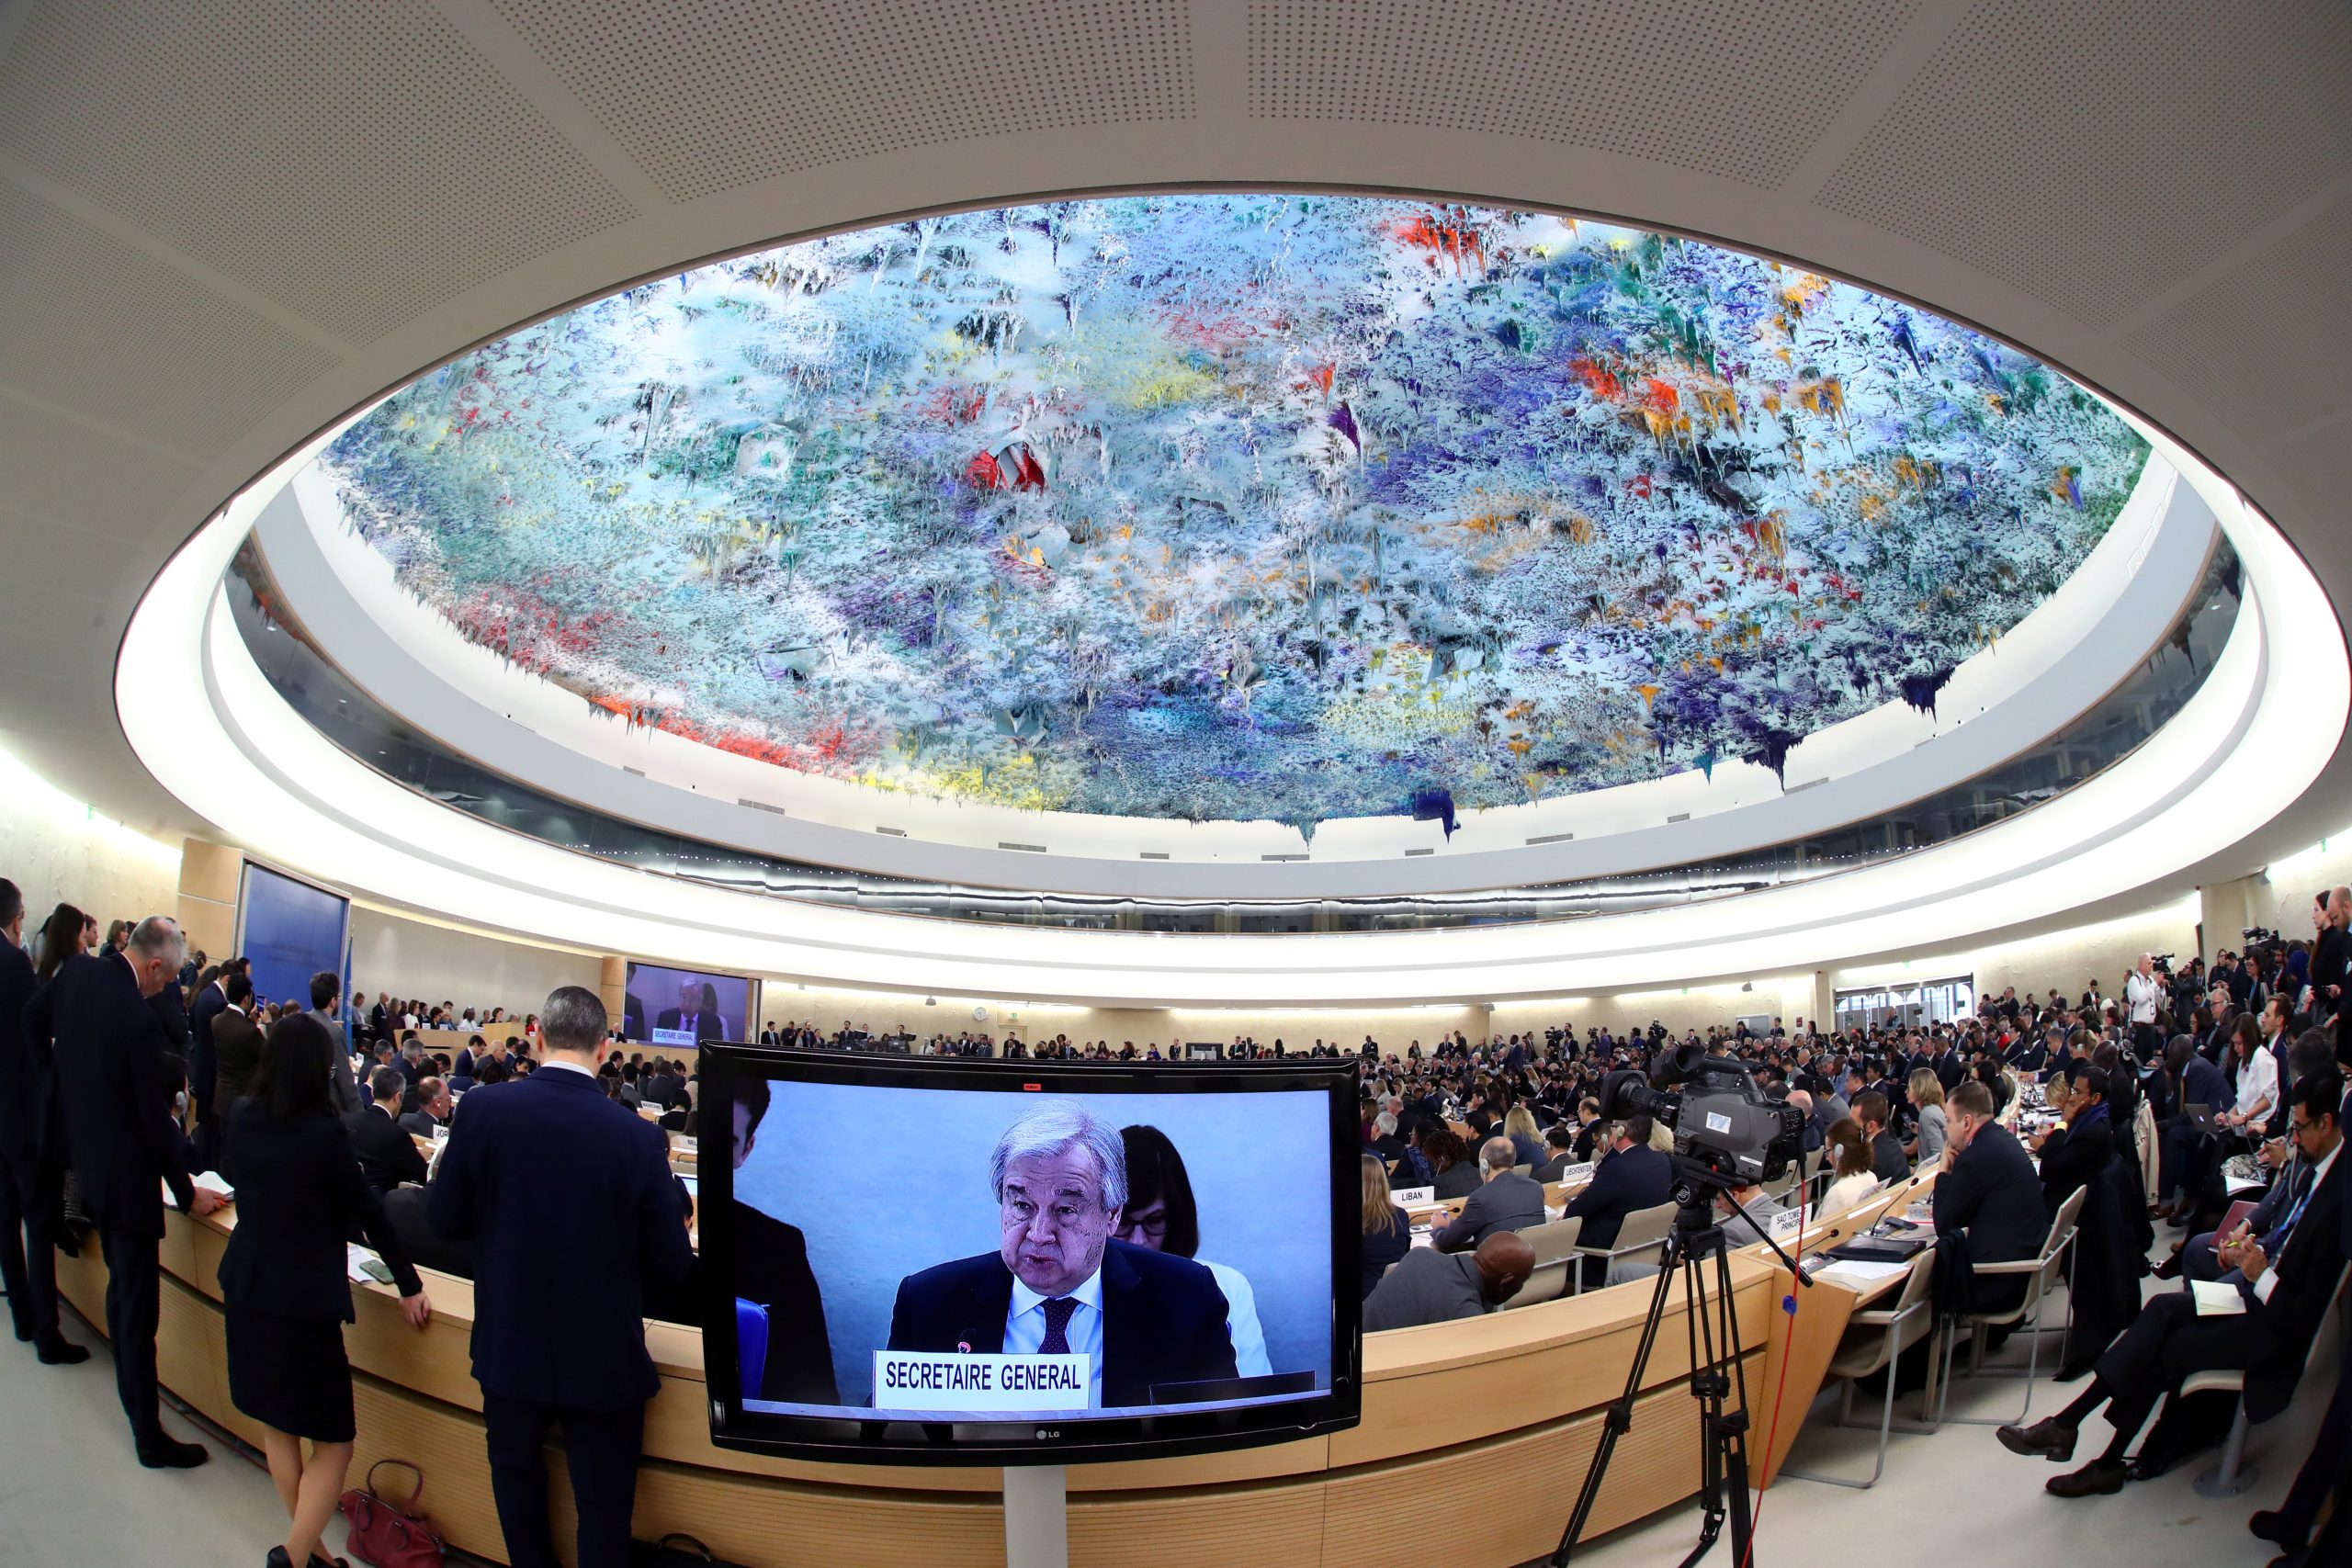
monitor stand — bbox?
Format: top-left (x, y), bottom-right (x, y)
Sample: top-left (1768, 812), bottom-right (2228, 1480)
top-left (1003, 1463), bottom-right (1068, 1568)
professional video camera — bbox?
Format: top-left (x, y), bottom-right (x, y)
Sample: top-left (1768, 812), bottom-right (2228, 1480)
top-left (2149, 952), bottom-right (2175, 976)
top-left (1544, 1026), bottom-right (1566, 1050)
top-left (1595, 1042), bottom-right (1806, 1188)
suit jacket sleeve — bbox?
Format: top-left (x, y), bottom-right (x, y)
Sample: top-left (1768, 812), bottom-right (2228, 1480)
top-left (758, 1227), bottom-right (840, 1404)
top-left (1433, 1185), bottom-right (1478, 1251)
top-left (425, 1110), bottom-right (477, 1241)
top-left (331, 1123), bottom-right (424, 1298)
top-left (127, 1007), bottom-right (197, 1212)
top-left (636, 1126), bottom-right (695, 1289)
top-left (391, 1119), bottom-right (430, 1187)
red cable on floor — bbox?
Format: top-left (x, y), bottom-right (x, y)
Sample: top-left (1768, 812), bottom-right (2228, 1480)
top-left (1740, 1175), bottom-right (1811, 1568)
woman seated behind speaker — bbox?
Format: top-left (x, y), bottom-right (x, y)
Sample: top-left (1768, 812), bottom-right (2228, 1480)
top-left (1114, 1126), bottom-right (1272, 1377)
top-left (1815, 1117), bottom-right (1883, 1222)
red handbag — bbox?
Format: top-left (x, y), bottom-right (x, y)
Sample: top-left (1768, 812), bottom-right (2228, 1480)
top-left (338, 1459), bottom-right (446, 1568)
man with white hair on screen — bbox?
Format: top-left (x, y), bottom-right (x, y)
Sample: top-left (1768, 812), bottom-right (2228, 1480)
top-left (884, 1100), bottom-right (1238, 1408)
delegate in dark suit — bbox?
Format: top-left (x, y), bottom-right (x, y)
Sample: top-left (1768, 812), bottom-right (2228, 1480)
top-left (1562, 1141), bottom-right (1672, 1285)
top-left (1434, 1168), bottom-right (1545, 1252)
top-left (24, 951), bottom-right (203, 1457)
top-left (651, 1007), bottom-right (723, 1043)
top-left (209, 1009), bottom-right (266, 1109)
top-left (0, 931), bottom-right (72, 1357)
top-left (886, 1238), bottom-right (1236, 1408)
top-left (186, 977), bottom-right (228, 1162)
top-left (1932, 1122), bottom-right (2046, 1314)
top-left (733, 1201), bottom-right (839, 1404)
top-left (216, 1098), bottom-right (424, 1441)
top-left (347, 1102), bottom-right (430, 1192)
top-left (2038, 1105), bottom-right (2114, 1221)
top-left (1361, 1205), bottom-right (1411, 1298)
top-left (426, 1061), bottom-right (694, 1568)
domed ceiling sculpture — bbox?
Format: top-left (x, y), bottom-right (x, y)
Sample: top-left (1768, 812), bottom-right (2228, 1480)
top-left (324, 196), bottom-right (2145, 839)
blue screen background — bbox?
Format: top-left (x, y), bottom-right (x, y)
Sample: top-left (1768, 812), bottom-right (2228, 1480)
top-left (239, 863), bottom-right (348, 1018)
top-left (734, 1080), bottom-right (1336, 1406)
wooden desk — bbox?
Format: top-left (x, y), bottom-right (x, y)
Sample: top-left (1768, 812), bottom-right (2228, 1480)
top-left (55, 1200), bottom-right (1808, 1568)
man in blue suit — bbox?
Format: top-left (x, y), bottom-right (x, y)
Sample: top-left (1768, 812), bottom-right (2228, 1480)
top-left (428, 987), bottom-right (694, 1568)
top-left (25, 916), bottom-right (222, 1465)
top-left (1561, 1115), bottom-right (1674, 1288)
top-left (0, 877), bottom-right (85, 1366)
top-left (885, 1101), bottom-right (1236, 1409)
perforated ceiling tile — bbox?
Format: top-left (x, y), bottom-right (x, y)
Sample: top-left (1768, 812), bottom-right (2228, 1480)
top-left (0, 393), bottom-right (198, 536)
top-left (1248, 0), bottom-right (1920, 189)
top-left (1817, 0), bottom-right (2352, 331)
top-left (2122, 202), bottom-right (2352, 446)
top-left (2262, 413), bottom-right (2352, 538)
top-left (492, 0), bottom-right (1194, 204)
top-left (0, 0), bottom-right (637, 344)
top-left (0, 186), bottom-right (337, 454)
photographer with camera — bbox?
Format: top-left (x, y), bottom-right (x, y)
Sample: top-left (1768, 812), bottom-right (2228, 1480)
top-left (2125, 953), bottom-right (2165, 1060)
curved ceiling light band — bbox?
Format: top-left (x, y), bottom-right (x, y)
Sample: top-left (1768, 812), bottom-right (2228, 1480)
top-left (111, 191), bottom-right (2348, 1005)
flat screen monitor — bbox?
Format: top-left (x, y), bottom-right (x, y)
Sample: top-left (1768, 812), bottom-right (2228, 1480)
top-left (617, 961), bottom-right (750, 1045)
top-left (698, 1047), bottom-right (1361, 1463)
top-left (235, 861), bottom-right (349, 1018)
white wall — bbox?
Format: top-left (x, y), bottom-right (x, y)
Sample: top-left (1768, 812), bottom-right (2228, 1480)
top-left (0, 744), bottom-right (181, 931)
top-left (349, 904), bottom-right (601, 1018)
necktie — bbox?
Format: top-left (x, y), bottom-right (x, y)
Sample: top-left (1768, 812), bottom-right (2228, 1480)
top-left (2262, 1168), bottom-right (2317, 1257)
top-left (1038, 1296), bottom-right (1079, 1355)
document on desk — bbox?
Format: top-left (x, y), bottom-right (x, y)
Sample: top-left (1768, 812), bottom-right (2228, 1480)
top-left (345, 1244), bottom-right (394, 1285)
top-left (1813, 1260), bottom-right (1908, 1289)
top-left (2191, 1280), bottom-right (2248, 1316)
top-left (162, 1170), bottom-right (235, 1205)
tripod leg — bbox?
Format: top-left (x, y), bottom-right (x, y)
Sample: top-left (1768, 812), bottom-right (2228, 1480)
top-left (1554, 1236), bottom-right (1684, 1567)
top-left (1712, 1244), bottom-right (1755, 1568)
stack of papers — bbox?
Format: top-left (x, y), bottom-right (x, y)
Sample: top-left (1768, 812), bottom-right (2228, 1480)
top-left (1814, 1259), bottom-right (1909, 1288)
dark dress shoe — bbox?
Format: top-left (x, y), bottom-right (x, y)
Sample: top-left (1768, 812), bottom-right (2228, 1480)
top-left (2046, 1458), bottom-right (2129, 1497)
top-left (266, 1549), bottom-right (294, 1568)
top-left (34, 1337), bottom-right (90, 1365)
top-left (136, 1437), bottom-right (209, 1469)
top-left (1997, 1418), bottom-right (2078, 1461)
top-left (2250, 1510), bottom-right (2305, 1549)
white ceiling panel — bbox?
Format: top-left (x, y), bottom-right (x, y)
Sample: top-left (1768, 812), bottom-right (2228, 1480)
top-left (490, 0), bottom-right (1196, 202)
top-left (1816, 0), bottom-right (2352, 329)
top-left (0, 0), bottom-right (638, 343)
top-left (1249, 0), bottom-right (1921, 188)
top-left (0, 184), bottom-right (337, 452)
top-left (2122, 199), bottom-right (2352, 446)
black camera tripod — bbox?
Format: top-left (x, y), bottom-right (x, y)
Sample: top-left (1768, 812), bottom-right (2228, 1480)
top-left (1551, 1164), bottom-right (1808, 1568)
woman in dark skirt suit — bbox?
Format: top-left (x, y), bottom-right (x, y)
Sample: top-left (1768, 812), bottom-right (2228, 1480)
top-left (219, 1014), bottom-right (432, 1568)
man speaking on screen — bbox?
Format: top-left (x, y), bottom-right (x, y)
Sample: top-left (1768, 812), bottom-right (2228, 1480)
top-left (884, 1101), bottom-right (1238, 1408)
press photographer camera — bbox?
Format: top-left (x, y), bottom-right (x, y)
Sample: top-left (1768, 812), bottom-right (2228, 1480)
top-left (2149, 952), bottom-right (2175, 976)
top-left (1595, 1042), bottom-right (1806, 1188)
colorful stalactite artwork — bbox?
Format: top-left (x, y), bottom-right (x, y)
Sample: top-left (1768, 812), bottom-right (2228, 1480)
top-left (326, 197), bottom-right (2145, 840)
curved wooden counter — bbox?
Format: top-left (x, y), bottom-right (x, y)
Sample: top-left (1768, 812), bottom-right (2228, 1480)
top-left (51, 1179), bottom-right (1926, 1567)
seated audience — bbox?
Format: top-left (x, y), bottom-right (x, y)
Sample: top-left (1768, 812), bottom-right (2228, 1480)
top-left (1907, 1070), bottom-right (1948, 1165)
top-left (1363, 1231), bottom-right (1534, 1331)
top-left (347, 1066), bottom-right (429, 1192)
top-left (1500, 1104), bottom-right (1545, 1170)
top-left (1531, 1123), bottom-right (1580, 1182)
top-left (1999, 1071), bottom-right (2345, 1498)
top-left (1815, 1118), bottom-right (1880, 1221)
top-left (1932, 1079), bottom-right (2048, 1314)
top-left (400, 1077), bottom-right (452, 1139)
top-left (2032, 1063), bottom-right (2114, 1220)
top-left (1562, 1116), bottom-right (1673, 1288)
top-left (1426, 1128), bottom-right (1480, 1201)
top-left (1434, 1135), bottom-right (1546, 1252)
top-left (1855, 1090), bottom-right (1908, 1183)
top-left (1358, 1152), bottom-right (1412, 1299)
